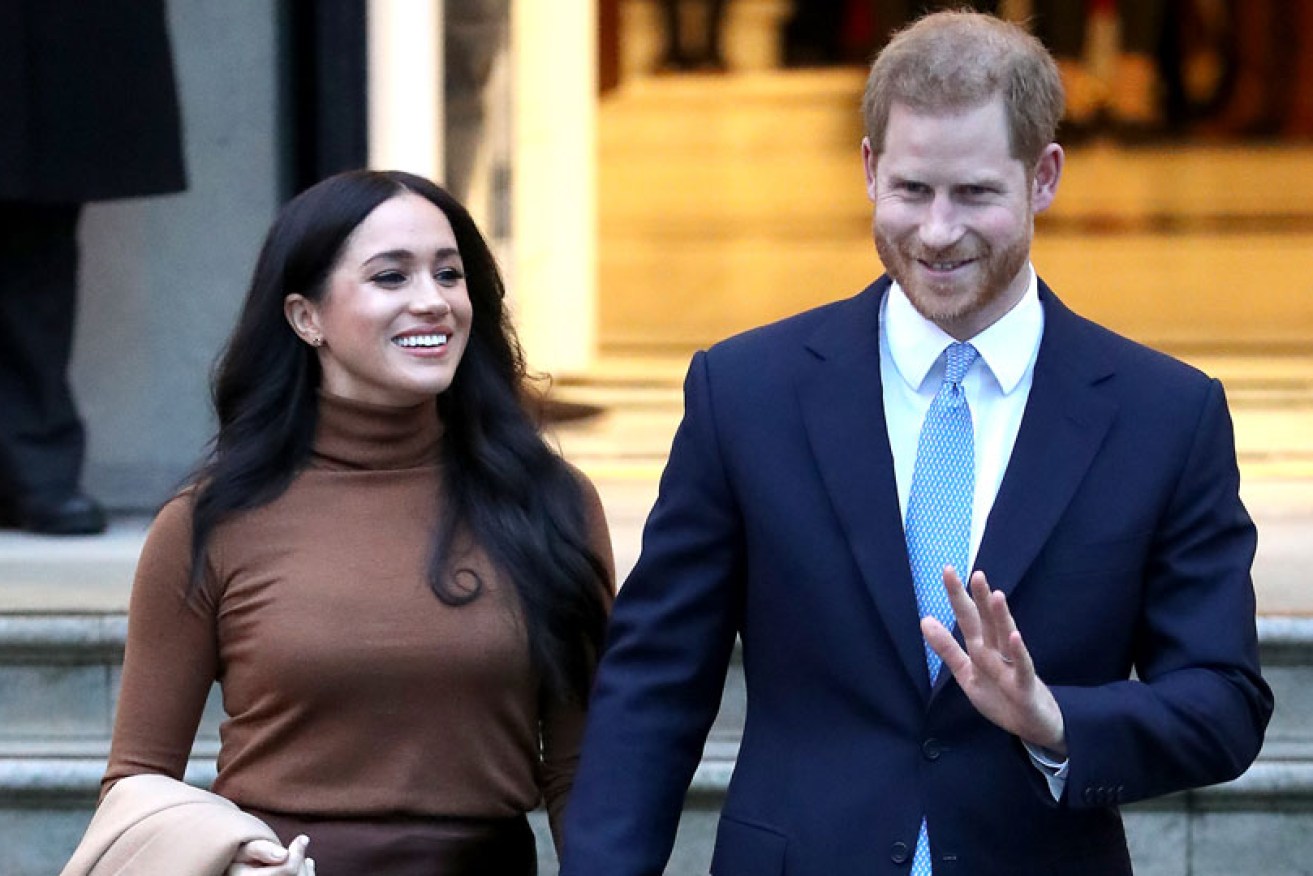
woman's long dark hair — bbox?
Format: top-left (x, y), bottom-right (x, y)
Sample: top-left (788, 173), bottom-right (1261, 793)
top-left (188, 169), bottom-right (610, 705)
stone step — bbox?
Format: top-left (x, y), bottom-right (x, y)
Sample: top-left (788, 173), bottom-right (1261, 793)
top-left (2, 614), bottom-right (1307, 750)
top-left (3, 614), bottom-right (1312, 875)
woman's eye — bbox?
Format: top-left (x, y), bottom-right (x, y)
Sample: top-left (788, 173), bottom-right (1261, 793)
top-left (435, 267), bottom-right (465, 286)
top-left (372, 270), bottom-right (407, 287)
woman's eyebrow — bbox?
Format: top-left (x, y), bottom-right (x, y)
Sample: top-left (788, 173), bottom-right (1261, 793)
top-left (362, 248), bottom-right (416, 267)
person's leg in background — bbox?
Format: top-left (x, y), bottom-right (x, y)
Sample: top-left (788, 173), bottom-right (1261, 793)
top-left (1108, 0), bottom-right (1167, 136)
top-left (443, 0), bottom-right (510, 201)
top-left (1195, 0), bottom-right (1281, 137)
top-left (0, 202), bottom-right (105, 535)
top-left (704, 0), bottom-right (729, 69)
top-left (656, 0), bottom-right (728, 72)
top-left (1034, 0), bottom-right (1167, 139)
top-left (1282, 0), bottom-right (1313, 137)
top-left (657, 0), bottom-right (690, 70)
top-left (1031, 0), bottom-right (1102, 137)
top-left (782, 0), bottom-right (847, 66)
top-left (868, 1), bottom-right (998, 55)
top-left (941, 1), bottom-right (1000, 14)
top-left (870, 0), bottom-right (913, 50)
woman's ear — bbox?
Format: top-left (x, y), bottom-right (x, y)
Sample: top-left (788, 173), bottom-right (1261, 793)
top-left (284, 294), bottom-right (324, 347)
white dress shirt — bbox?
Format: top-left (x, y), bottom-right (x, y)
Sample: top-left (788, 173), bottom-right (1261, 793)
top-left (879, 265), bottom-right (1069, 798)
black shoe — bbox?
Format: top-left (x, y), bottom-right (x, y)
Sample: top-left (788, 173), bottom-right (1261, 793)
top-left (654, 52), bottom-right (695, 75)
top-left (694, 54), bottom-right (728, 74)
top-left (17, 491), bottom-right (108, 536)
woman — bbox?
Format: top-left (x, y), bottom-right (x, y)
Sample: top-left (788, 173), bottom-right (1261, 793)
top-left (101, 170), bottom-right (614, 874)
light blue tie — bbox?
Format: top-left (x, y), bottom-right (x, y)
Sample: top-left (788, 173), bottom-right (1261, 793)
top-left (904, 341), bottom-right (978, 876)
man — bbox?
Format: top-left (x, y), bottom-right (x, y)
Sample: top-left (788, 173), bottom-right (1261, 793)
top-left (0, 1), bottom-right (185, 534)
top-left (561, 11), bottom-right (1271, 876)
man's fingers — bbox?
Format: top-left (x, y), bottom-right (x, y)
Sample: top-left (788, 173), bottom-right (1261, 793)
top-left (969, 571), bottom-right (1020, 663)
top-left (983, 589), bottom-right (1010, 655)
top-left (932, 569), bottom-right (1035, 687)
top-left (922, 616), bottom-right (971, 679)
top-left (966, 571), bottom-right (1004, 653)
top-left (941, 566), bottom-right (980, 640)
top-left (1006, 629), bottom-right (1038, 677)
top-left (982, 587), bottom-right (1035, 680)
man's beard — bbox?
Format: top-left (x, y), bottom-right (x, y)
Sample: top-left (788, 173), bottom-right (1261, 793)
top-left (874, 226), bottom-right (1030, 332)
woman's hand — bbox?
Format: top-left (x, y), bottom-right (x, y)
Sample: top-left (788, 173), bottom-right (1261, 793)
top-left (226, 834), bottom-right (315, 876)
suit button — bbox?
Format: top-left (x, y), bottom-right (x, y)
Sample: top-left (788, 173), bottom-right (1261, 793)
top-left (891, 841), bottom-right (910, 864)
top-left (922, 738), bottom-right (942, 760)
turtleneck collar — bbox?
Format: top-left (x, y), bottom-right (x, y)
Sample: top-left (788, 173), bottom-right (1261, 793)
top-left (311, 390), bottom-right (443, 471)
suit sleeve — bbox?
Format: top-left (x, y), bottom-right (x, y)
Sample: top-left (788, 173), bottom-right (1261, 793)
top-left (560, 351), bottom-right (744, 875)
top-left (1053, 379), bottom-right (1273, 808)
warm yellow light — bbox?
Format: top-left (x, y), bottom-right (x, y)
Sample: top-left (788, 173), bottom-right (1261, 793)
top-left (367, 0), bottom-right (442, 178)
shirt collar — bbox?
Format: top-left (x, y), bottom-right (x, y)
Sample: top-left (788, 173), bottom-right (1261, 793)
top-left (884, 264), bottom-right (1043, 395)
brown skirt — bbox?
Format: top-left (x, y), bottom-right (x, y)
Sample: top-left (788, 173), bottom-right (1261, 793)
top-left (245, 808), bottom-right (537, 876)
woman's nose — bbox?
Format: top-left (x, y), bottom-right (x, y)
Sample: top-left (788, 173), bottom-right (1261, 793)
top-left (410, 278), bottom-right (453, 314)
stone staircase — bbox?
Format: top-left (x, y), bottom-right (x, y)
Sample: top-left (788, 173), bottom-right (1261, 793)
top-left (3, 611), bottom-right (1312, 876)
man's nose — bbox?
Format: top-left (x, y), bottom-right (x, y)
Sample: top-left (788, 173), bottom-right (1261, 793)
top-left (918, 195), bottom-right (963, 249)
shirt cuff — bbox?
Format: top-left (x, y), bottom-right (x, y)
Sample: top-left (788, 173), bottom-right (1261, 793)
top-left (1024, 741), bottom-right (1069, 802)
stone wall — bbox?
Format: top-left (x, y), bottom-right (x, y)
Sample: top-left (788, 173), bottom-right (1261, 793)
top-left (74, 1), bottom-right (284, 510)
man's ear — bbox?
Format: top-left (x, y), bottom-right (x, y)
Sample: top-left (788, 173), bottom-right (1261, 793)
top-left (1030, 143), bottom-right (1064, 213)
top-left (861, 137), bottom-right (879, 203)
top-left (284, 294), bottom-right (323, 346)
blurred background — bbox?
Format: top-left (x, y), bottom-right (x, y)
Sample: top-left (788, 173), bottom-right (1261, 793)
top-left (31, 0), bottom-right (1310, 516)
top-left (596, 0), bottom-right (1313, 356)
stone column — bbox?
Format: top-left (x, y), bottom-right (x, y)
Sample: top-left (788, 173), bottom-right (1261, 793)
top-left (511, 0), bottom-right (599, 376)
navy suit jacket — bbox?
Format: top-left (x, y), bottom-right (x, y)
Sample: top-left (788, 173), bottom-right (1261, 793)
top-left (561, 277), bottom-right (1272, 876)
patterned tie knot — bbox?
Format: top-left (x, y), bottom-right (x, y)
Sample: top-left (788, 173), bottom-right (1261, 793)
top-left (942, 342), bottom-right (979, 386)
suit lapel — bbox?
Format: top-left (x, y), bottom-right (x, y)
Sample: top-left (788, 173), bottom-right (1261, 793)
top-left (798, 278), bottom-right (931, 695)
top-left (973, 283), bottom-right (1118, 603)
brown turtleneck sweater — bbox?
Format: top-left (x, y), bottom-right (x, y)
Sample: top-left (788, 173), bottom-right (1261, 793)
top-left (104, 392), bottom-right (613, 847)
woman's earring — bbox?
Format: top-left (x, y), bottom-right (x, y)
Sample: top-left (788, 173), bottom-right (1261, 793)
top-left (311, 336), bottom-right (324, 347)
